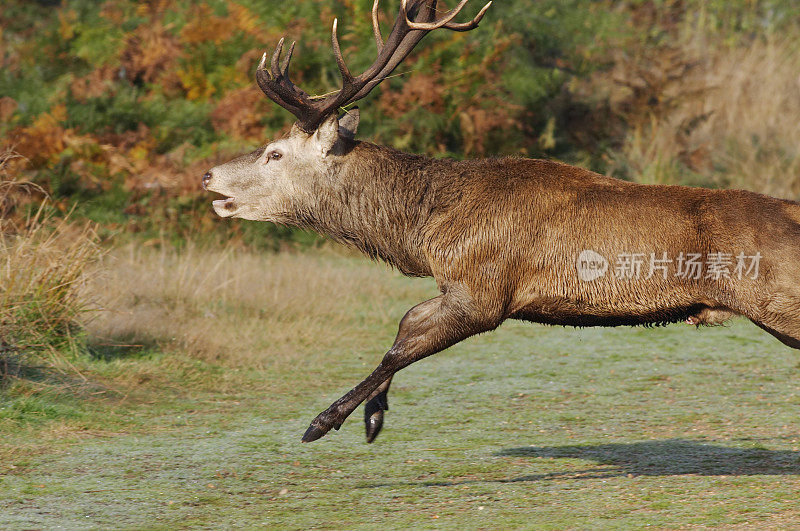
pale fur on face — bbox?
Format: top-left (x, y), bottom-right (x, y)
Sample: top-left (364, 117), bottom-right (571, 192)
top-left (205, 115), bottom-right (342, 222)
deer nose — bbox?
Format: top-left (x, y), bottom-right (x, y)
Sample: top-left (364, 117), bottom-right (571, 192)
top-left (202, 171), bottom-right (212, 190)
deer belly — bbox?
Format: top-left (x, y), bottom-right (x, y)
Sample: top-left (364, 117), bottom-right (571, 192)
top-left (509, 297), bottom-right (717, 328)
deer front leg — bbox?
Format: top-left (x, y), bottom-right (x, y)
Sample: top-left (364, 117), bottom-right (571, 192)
top-left (364, 377), bottom-right (392, 443)
top-left (302, 291), bottom-right (502, 443)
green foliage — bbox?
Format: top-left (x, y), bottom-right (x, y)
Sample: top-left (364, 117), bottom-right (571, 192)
top-left (65, 88), bottom-right (143, 135)
top-left (147, 97), bottom-right (217, 153)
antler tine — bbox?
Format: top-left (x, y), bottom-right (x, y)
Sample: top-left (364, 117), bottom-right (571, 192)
top-left (281, 41), bottom-right (296, 76)
top-left (256, 41), bottom-right (312, 120)
top-left (372, 0), bottom-right (384, 52)
top-left (331, 18), bottom-right (354, 84)
top-left (443, 0), bottom-right (491, 31)
top-left (270, 38), bottom-right (284, 78)
top-left (402, 0), bottom-right (471, 31)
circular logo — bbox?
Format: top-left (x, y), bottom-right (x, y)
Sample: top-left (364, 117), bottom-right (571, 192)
top-left (576, 250), bottom-right (608, 282)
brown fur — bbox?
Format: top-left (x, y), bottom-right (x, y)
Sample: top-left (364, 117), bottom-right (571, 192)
top-left (283, 140), bottom-right (799, 333)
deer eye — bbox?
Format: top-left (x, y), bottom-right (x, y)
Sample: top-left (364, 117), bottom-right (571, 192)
top-left (267, 151), bottom-right (282, 161)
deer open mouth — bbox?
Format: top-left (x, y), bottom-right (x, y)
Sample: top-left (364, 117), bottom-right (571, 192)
top-left (212, 197), bottom-right (238, 217)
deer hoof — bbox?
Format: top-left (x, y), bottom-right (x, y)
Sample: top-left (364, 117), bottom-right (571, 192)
top-left (301, 419), bottom-right (332, 442)
top-left (364, 394), bottom-right (388, 443)
top-left (365, 408), bottom-right (384, 443)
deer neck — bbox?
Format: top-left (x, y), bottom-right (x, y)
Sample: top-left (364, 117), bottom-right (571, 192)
top-left (296, 142), bottom-right (438, 276)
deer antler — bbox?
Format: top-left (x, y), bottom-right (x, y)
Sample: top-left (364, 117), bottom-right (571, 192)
top-left (256, 0), bottom-right (492, 133)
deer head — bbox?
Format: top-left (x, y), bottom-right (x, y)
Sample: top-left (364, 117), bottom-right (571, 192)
top-left (202, 0), bottom-right (491, 222)
top-left (202, 112), bottom-right (360, 222)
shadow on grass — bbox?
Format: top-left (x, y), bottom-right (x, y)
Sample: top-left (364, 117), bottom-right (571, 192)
top-left (0, 349), bottom-right (92, 391)
top-left (0, 336), bottom-right (157, 397)
top-left (87, 339), bottom-right (157, 361)
top-left (360, 439), bottom-right (800, 489)
top-left (496, 439), bottom-right (800, 480)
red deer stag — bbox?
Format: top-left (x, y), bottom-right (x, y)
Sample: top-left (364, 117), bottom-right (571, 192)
top-left (203, 0), bottom-right (800, 443)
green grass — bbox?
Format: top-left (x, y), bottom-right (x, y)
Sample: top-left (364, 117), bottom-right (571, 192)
top-left (1, 253), bottom-right (800, 528)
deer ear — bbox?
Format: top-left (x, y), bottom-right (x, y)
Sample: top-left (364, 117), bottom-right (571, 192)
top-left (314, 114), bottom-right (339, 158)
top-left (338, 108), bottom-right (360, 140)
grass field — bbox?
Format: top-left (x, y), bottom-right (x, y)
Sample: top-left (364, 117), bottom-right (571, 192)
top-left (1, 249), bottom-right (800, 528)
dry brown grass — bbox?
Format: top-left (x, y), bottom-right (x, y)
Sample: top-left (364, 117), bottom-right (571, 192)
top-left (608, 36), bottom-right (800, 198)
top-left (84, 244), bottom-right (433, 368)
top-left (0, 182), bottom-right (101, 378)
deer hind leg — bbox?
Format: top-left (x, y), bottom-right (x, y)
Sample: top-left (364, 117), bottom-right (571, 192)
top-left (752, 316), bottom-right (800, 350)
top-left (364, 376), bottom-right (392, 443)
top-left (302, 291), bottom-right (503, 443)
top-left (750, 293), bottom-right (800, 350)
